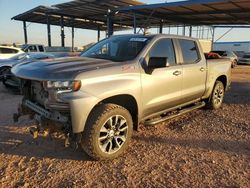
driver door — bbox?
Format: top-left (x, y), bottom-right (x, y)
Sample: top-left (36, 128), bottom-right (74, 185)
top-left (141, 38), bottom-right (182, 117)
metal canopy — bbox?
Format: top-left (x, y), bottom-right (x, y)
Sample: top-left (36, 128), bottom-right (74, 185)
top-left (11, 0), bottom-right (250, 48)
top-left (117, 0), bottom-right (250, 26)
top-left (12, 0), bottom-right (145, 31)
top-left (12, 0), bottom-right (250, 30)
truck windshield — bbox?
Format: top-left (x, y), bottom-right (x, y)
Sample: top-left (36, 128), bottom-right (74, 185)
top-left (81, 35), bottom-right (152, 62)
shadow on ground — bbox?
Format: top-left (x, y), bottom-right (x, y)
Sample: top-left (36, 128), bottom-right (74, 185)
top-left (224, 81), bottom-right (250, 105)
top-left (0, 124), bottom-right (93, 161)
top-left (133, 135), bottom-right (250, 156)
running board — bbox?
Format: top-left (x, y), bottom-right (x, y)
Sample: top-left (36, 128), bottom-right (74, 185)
top-left (144, 101), bottom-right (206, 126)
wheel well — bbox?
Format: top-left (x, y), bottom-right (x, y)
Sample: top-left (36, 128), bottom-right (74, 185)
top-left (100, 95), bottom-right (138, 130)
top-left (0, 66), bottom-right (11, 72)
top-left (216, 75), bottom-right (227, 89)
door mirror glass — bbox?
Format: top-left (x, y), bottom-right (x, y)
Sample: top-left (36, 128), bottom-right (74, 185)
top-left (148, 57), bottom-right (168, 69)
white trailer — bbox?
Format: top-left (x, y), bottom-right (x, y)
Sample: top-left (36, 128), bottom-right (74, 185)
top-left (213, 41), bottom-right (250, 53)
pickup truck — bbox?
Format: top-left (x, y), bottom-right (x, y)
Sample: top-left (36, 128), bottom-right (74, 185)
top-left (20, 44), bottom-right (46, 53)
top-left (12, 34), bottom-right (231, 160)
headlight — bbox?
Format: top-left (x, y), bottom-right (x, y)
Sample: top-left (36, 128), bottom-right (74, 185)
top-left (44, 80), bottom-right (81, 91)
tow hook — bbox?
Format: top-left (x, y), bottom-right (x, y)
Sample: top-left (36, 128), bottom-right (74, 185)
top-left (13, 103), bottom-right (33, 123)
top-left (13, 113), bottom-right (20, 123)
top-left (27, 115), bottom-right (48, 139)
top-left (65, 133), bottom-right (70, 148)
top-left (13, 104), bottom-right (24, 122)
top-left (64, 133), bottom-right (82, 150)
top-left (29, 126), bottom-right (39, 139)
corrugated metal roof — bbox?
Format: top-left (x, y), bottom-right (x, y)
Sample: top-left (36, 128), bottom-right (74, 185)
top-left (12, 0), bottom-right (250, 31)
top-left (12, 0), bottom-right (145, 31)
top-left (118, 0), bottom-right (250, 25)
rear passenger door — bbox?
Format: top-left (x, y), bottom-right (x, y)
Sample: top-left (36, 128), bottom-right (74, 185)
top-left (178, 39), bottom-right (206, 103)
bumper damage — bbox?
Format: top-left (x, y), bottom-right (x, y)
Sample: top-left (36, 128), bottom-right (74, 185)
top-left (13, 99), bottom-right (81, 149)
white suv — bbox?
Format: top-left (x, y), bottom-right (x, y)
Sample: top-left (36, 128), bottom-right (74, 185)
top-left (0, 46), bottom-right (24, 59)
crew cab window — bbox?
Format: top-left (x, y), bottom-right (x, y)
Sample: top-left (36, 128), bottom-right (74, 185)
top-left (179, 39), bottom-right (200, 64)
top-left (28, 46), bottom-right (37, 52)
top-left (0, 47), bottom-right (18, 54)
top-left (148, 39), bottom-right (176, 65)
top-left (38, 45), bottom-right (44, 52)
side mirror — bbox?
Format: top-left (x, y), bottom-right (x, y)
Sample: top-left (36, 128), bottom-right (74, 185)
top-left (148, 57), bottom-right (169, 69)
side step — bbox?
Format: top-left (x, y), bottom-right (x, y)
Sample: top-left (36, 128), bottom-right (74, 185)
top-left (144, 101), bottom-right (206, 126)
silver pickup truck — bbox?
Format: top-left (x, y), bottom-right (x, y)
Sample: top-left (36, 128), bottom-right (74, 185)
top-left (12, 34), bottom-right (231, 160)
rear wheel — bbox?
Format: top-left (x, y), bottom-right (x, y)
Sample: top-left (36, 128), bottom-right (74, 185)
top-left (206, 81), bottom-right (225, 109)
top-left (81, 104), bottom-right (133, 160)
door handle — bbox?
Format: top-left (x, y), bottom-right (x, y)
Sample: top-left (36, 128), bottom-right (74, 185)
top-left (173, 70), bottom-right (181, 76)
top-left (200, 67), bottom-right (205, 72)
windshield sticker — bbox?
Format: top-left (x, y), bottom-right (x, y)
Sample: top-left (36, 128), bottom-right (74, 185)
top-left (129, 38), bottom-right (148, 42)
top-left (122, 65), bottom-right (135, 71)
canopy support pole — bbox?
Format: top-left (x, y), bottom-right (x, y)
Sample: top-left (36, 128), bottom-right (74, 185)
top-left (47, 15), bottom-right (51, 47)
top-left (72, 26), bottom-right (74, 52)
top-left (211, 26), bottom-right (215, 50)
top-left (60, 16), bottom-right (65, 47)
top-left (159, 20), bottom-right (163, 34)
top-left (107, 10), bottom-right (114, 37)
top-left (97, 26), bottom-right (100, 42)
top-left (133, 12), bottom-right (137, 34)
top-left (189, 26), bottom-right (192, 37)
top-left (183, 25), bottom-right (186, 36)
top-left (23, 21), bottom-right (28, 44)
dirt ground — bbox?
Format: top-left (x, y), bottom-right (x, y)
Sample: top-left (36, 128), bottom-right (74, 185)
top-left (0, 66), bottom-right (249, 188)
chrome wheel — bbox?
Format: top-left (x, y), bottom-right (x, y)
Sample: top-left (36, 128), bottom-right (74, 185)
top-left (213, 84), bottom-right (224, 106)
top-left (98, 115), bottom-right (128, 154)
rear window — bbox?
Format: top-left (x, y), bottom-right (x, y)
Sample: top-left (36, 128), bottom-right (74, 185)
top-left (179, 39), bottom-right (200, 64)
top-left (0, 47), bottom-right (18, 54)
top-left (38, 45), bottom-right (44, 52)
top-left (28, 46), bottom-right (37, 52)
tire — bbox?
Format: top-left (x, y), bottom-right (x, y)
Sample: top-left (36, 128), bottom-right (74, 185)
top-left (81, 103), bottom-right (133, 160)
top-left (206, 81), bottom-right (225, 110)
top-left (1, 68), bottom-right (11, 88)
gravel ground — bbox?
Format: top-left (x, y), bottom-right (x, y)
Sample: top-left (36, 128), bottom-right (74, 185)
top-left (0, 66), bottom-right (249, 188)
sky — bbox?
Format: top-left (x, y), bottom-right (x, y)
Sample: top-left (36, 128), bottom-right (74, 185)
top-left (0, 0), bottom-right (250, 47)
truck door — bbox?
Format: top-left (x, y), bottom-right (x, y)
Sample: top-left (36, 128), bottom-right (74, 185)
top-left (178, 39), bottom-right (206, 103)
top-left (141, 38), bottom-right (182, 117)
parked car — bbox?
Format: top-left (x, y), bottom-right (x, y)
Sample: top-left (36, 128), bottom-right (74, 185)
top-left (12, 34), bottom-right (231, 160)
top-left (0, 52), bottom-right (55, 87)
top-left (0, 46), bottom-right (24, 59)
top-left (238, 54), bottom-right (250, 65)
top-left (211, 50), bottom-right (238, 68)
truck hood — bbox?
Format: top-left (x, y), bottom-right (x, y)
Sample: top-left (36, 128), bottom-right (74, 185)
top-left (11, 57), bottom-right (118, 81)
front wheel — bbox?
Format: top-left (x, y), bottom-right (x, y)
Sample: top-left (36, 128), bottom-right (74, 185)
top-left (206, 81), bottom-right (225, 109)
top-left (81, 104), bottom-right (133, 160)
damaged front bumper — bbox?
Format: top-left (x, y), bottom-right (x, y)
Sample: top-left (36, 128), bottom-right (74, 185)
top-left (14, 99), bottom-right (82, 148)
top-left (24, 100), bottom-right (68, 123)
